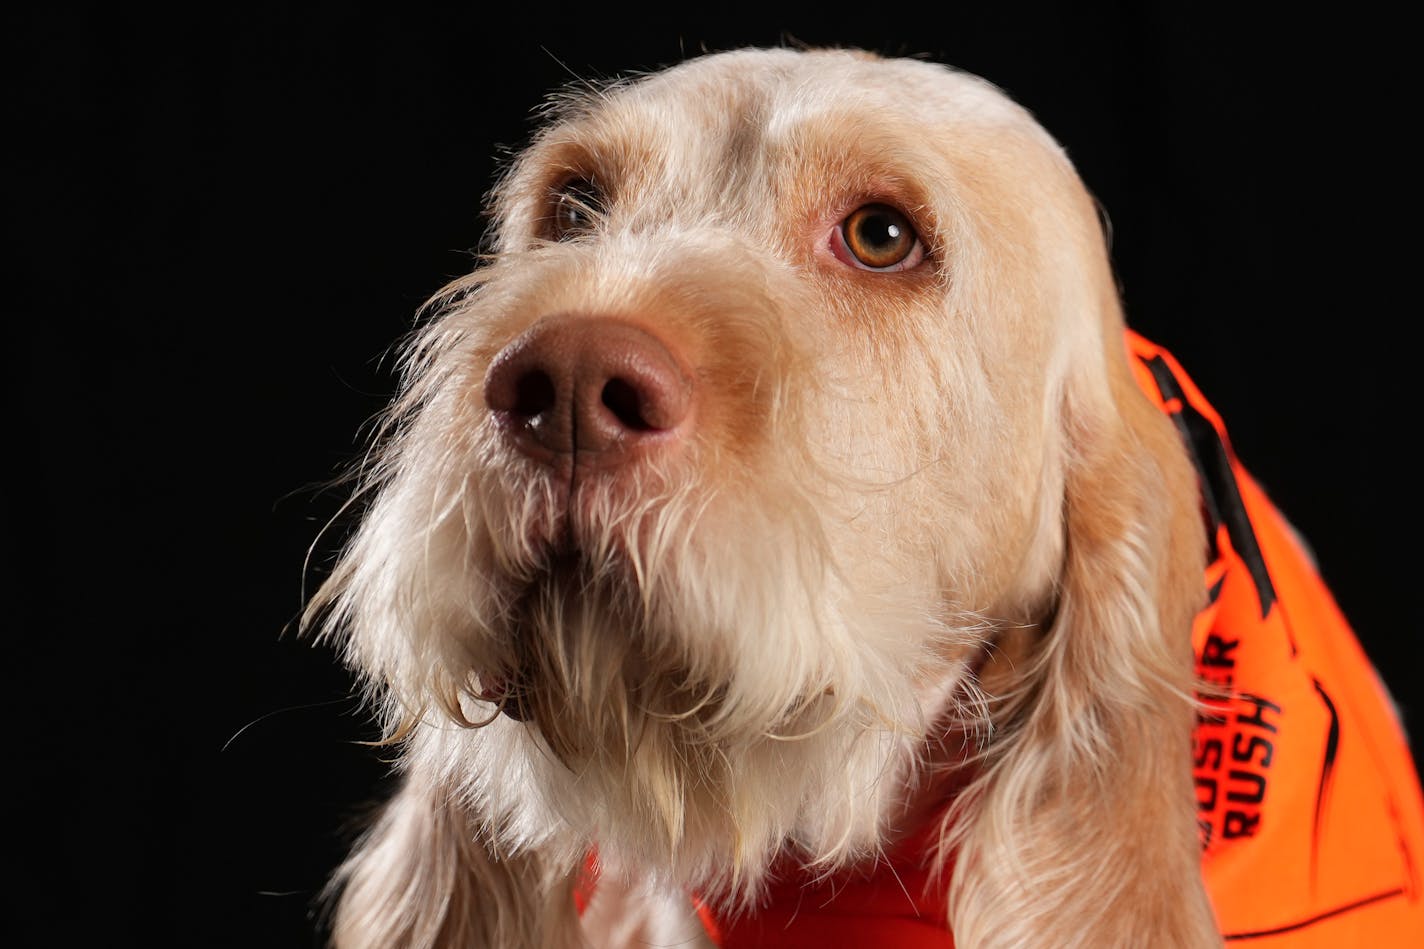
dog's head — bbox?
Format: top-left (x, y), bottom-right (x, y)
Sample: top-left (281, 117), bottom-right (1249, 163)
top-left (311, 48), bottom-right (1204, 906)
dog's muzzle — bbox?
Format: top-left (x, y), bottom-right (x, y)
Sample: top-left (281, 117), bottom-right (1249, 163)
top-left (478, 314), bottom-right (699, 722)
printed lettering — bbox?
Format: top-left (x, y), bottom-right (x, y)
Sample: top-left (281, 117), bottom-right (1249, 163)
top-left (1231, 733), bottom-right (1274, 768)
top-left (1195, 775), bottom-right (1218, 811)
top-left (1227, 769), bottom-right (1267, 805)
top-left (1200, 634), bottom-right (1240, 669)
top-left (1236, 694), bottom-right (1282, 734)
top-left (1222, 810), bottom-right (1260, 839)
top-left (1194, 737), bottom-right (1223, 770)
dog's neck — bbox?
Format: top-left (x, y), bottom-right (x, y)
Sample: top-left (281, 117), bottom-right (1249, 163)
top-left (699, 712), bottom-right (993, 947)
top-left (686, 589), bottom-right (1054, 945)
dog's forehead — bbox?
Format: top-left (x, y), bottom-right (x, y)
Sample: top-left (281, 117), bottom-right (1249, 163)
top-left (497, 49), bottom-right (1054, 236)
top-left (602, 48), bottom-right (1027, 132)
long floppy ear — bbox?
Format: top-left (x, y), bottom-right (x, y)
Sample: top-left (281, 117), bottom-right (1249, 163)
top-left (950, 334), bottom-right (1222, 946)
top-left (327, 775), bottom-right (582, 949)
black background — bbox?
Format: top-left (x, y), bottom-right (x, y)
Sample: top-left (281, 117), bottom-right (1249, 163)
top-left (13, 7), bottom-right (1416, 947)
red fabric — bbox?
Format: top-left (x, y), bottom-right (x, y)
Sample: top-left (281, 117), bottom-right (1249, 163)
top-left (710, 819), bottom-right (955, 949)
top-left (576, 333), bottom-right (1424, 946)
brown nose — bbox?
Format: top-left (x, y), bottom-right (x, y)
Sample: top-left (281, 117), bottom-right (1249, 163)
top-left (483, 316), bottom-right (694, 467)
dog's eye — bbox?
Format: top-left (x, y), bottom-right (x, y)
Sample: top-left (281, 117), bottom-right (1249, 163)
top-left (834, 204), bottom-right (924, 271)
top-left (547, 179), bottom-right (605, 241)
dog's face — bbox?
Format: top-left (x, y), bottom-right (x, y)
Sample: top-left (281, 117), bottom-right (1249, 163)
top-left (316, 48), bottom-right (1202, 907)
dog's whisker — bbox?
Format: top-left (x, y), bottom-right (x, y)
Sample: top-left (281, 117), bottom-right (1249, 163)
top-left (456, 695), bottom-right (503, 730)
top-left (636, 686), bottom-right (719, 725)
top-left (757, 703), bottom-right (845, 743)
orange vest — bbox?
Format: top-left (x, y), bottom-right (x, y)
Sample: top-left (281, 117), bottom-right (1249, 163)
top-left (582, 333), bottom-right (1424, 946)
top-left (1130, 331), bottom-right (1424, 945)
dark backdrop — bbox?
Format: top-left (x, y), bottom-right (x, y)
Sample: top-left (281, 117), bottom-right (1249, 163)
top-left (13, 7), bottom-right (1413, 947)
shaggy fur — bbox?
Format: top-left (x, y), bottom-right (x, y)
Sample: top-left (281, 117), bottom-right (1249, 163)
top-left (309, 48), bottom-right (1222, 947)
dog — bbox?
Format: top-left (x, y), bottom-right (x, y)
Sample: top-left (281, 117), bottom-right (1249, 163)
top-left (308, 48), bottom-right (1424, 947)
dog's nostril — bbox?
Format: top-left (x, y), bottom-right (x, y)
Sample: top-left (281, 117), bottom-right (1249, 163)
top-left (601, 378), bottom-right (656, 431)
top-left (513, 370), bottom-right (557, 418)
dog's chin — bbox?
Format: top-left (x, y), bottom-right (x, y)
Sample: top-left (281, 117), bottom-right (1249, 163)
top-left (467, 554), bottom-right (881, 881)
top-left (476, 550), bottom-right (727, 760)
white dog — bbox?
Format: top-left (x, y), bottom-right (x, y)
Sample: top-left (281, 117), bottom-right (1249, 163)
top-left (308, 48), bottom-right (1424, 948)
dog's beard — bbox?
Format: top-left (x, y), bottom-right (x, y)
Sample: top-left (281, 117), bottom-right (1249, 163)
top-left (487, 560), bottom-right (840, 885)
top-left (411, 447), bottom-right (924, 897)
top-left (493, 555), bottom-right (738, 765)
top-left (319, 297), bottom-right (989, 900)
top-left (465, 432), bottom-right (852, 759)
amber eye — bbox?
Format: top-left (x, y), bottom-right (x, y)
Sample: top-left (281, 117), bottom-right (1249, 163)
top-left (546, 178), bottom-right (604, 241)
top-left (837, 204), bottom-right (922, 270)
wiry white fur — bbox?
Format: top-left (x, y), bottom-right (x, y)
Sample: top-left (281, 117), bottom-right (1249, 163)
top-left (309, 47), bottom-right (1219, 948)
top-left (319, 230), bottom-right (983, 898)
